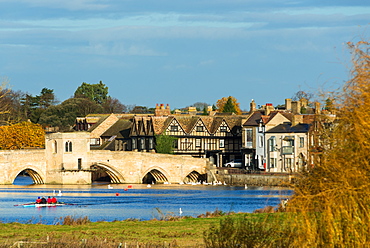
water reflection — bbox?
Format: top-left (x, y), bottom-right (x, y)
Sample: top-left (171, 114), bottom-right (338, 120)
top-left (1, 176), bottom-right (293, 225)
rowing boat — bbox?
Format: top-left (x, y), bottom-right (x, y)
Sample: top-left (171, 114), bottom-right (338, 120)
top-left (23, 203), bottom-right (67, 208)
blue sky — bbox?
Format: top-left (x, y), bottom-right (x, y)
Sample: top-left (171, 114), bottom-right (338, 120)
top-left (1, 0), bottom-right (369, 110)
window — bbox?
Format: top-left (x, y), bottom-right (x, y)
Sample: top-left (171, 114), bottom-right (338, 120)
top-left (140, 138), bottom-right (145, 150)
top-left (90, 138), bottom-right (100, 145)
top-left (268, 137), bottom-right (276, 152)
top-left (53, 140), bottom-right (57, 153)
top-left (170, 125), bottom-right (178, 132)
top-left (149, 138), bottom-right (154, 149)
top-left (78, 158), bottom-right (82, 170)
top-left (132, 138), bottom-right (137, 150)
top-left (259, 136), bottom-right (263, 148)
top-left (220, 126), bottom-right (227, 132)
top-left (299, 137), bottom-right (304, 148)
top-left (65, 141), bottom-right (72, 152)
top-left (219, 139), bottom-right (225, 148)
top-left (270, 158), bottom-right (276, 168)
top-left (196, 126), bottom-right (204, 132)
top-left (285, 158), bottom-right (293, 168)
top-left (246, 128), bottom-right (253, 147)
top-left (196, 138), bottom-right (201, 147)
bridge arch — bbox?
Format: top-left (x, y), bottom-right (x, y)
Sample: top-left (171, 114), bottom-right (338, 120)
top-left (12, 167), bottom-right (44, 185)
top-left (183, 170), bottom-right (207, 183)
top-left (90, 163), bottom-right (125, 184)
top-left (142, 167), bottom-right (170, 184)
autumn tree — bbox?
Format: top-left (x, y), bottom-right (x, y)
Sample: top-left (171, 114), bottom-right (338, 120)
top-left (216, 96), bottom-right (241, 115)
top-left (285, 40), bottom-right (370, 247)
top-left (0, 122), bottom-right (45, 149)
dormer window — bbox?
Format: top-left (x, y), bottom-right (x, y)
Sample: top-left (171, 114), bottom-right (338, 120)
top-left (170, 125), bottom-right (178, 132)
top-left (220, 126), bottom-right (227, 132)
top-left (196, 126), bottom-right (204, 132)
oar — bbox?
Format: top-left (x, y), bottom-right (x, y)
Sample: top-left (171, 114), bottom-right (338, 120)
top-left (14, 202), bottom-right (35, 207)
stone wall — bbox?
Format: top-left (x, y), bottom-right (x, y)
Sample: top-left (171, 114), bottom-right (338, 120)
top-left (212, 168), bottom-right (293, 186)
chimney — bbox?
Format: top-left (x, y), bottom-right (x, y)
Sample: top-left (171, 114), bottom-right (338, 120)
top-left (285, 99), bottom-right (292, 111)
top-left (300, 98), bottom-right (308, 108)
top-left (314, 102), bottom-right (321, 115)
top-left (265, 103), bottom-right (274, 116)
top-left (155, 103), bottom-right (171, 116)
top-left (292, 114), bottom-right (303, 126)
top-left (249, 99), bottom-right (256, 113)
top-left (291, 101), bottom-right (301, 114)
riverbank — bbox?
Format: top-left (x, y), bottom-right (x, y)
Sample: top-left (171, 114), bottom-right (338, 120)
top-left (210, 167), bottom-right (294, 187)
top-left (0, 212), bottom-right (266, 247)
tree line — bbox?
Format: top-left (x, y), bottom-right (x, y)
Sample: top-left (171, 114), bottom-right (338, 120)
top-left (0, 79), bottom-right (243, 132)
top-left (0, 81), bottom-right (127, 131)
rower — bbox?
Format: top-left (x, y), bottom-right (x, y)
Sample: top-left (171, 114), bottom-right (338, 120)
top-left (35, 197), bottom-right (41, 204)
top-left (51, 196), bottom-right (57, 204)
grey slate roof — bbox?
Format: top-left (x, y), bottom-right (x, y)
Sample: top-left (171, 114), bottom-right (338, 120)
top-left (265, 123), bottom-right (310, 133)
top-left (101, 118), bottom-right (133, 139)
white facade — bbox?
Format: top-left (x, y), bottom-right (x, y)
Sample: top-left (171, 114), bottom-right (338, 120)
top-left (265, 131), bottom-right (308, 173)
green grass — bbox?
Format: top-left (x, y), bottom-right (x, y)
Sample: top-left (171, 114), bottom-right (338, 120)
top-left (0, 213), bottom-right (265, 247)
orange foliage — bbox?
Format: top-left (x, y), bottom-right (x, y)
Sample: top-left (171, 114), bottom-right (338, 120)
top-left (0, 122), bottom-right (45, 149)
top-left (215, 96), bottom-right (242, 115)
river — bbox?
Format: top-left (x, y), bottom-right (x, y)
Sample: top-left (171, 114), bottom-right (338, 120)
top-left (0, 176), bottom-right (292, 224)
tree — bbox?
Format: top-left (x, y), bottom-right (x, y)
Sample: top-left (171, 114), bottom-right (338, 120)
top-left (130, 106), bottom-right (151, 114)
top-left (101, 96), bottom-right (126, 113)
top-left (155, 134), bottom-right (177, 154)
top-left (291, 90), bottom-right (313, 102)
top-left (190, 102), bottom-right (209, 111)
top-left (38, 88), bottom-right (57, 109)
top-left (20, 88), bottom-right (57, 123)
top-left (0, 89), bottom-right (27, 124)
top-left (39, 97), bottom-right (103, 131)
top-left (285, 41), bottom-right (370, 246)
top-left (0, 77), bottom-right (11, 117)
top-left (74, 81), bottom-right (108, 105)
top-left (0, 121), bottom-right (45, 149)
top-left (216, 96), bottom-right (241, 115)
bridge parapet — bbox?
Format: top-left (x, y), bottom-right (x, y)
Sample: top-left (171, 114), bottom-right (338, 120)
top-left (0, 132), bottom-right (209, 185)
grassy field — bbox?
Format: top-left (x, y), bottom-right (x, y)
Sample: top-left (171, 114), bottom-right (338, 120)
top-left (0, 213), bottom-right (267, 247)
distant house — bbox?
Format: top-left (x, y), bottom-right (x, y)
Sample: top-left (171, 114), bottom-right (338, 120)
top-left (265, 121), bottom-right (310, 173)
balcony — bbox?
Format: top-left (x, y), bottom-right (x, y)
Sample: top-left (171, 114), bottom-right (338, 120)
top-left (282, 146), bottom-right (294, 155)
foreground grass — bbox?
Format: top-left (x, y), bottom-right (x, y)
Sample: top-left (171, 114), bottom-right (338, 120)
top-left (0, 213), bottom-right (270, 247)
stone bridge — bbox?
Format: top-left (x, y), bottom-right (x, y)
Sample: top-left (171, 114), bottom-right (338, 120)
top-left (0, 132), bottom-right (208, 185)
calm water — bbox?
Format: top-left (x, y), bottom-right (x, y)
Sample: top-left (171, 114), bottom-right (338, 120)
top-left (0, 176), bottom-right (292, 224)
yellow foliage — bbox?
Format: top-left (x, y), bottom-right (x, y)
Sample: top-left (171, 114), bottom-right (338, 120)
top-left (285, 41), bottom-right (370, 247)
top-left (0, 122), bottom-right (45, 150)
top-left (215, 96), bottom-right (242, 115)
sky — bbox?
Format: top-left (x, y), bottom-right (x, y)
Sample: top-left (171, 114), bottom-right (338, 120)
top-left (1, 0), bottom-right (369, 110)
